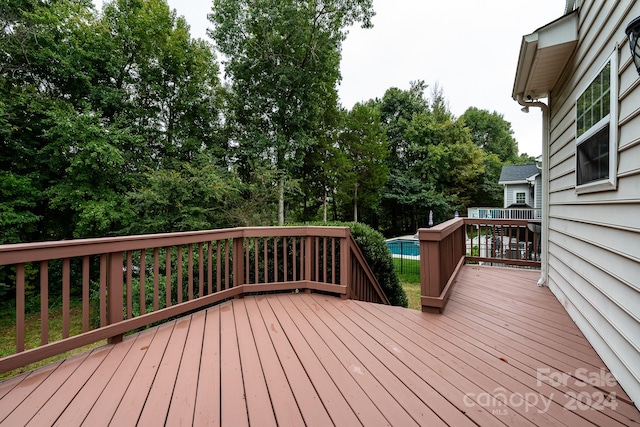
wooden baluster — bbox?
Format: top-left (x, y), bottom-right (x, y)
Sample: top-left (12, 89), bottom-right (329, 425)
top-left (263, 238), bottom-right (268, 284)
top-left (323, 237), bottom-right (327, 283)
top-left (208, 242), bottom-right (213, 295)
top-left (307, 236), bottom-right (314, 284)
top-left (16, 263), bottom-right (25, 353)
top-left (166, 247), bottom-right (172, 308)
top-left (283, 237), bottom-right (288, 282)
top-left (177, 246), bottom-right (183, 303)
top-left (40, 261), bottom-right (49, 344)
top-left (62, 258), bottom-right (70, 339)
top-left (233, 237), bottom-right (244, 288)
top-left (100, 254), bottom-right (107, 326)
top-left (254, 237), bottom-right (259, 284)
top-left (140, 249), bottom-right (146, 316)
top-left (224, 239), bottom-right (230, 290)
top-left (293, 237), bottom-right (297, 281)
top-left (153, 248), bottom-right (160, 312)
top-left (199, 243), bottom-right (204, 297)
top-left (107, 252), bottom-right (124, 344)
top-left (274, 237), bottom-right (279, 283)
top-left (245, 238), bottom-right (250, 284)
top-left (126, 251), bottom-right (133, 319)
top-left (188, 244), bottom-right (194, 299)
top-left (216, 241), bottom-right (222, 291)
top-left (331, 238), bottom-right (336, 284)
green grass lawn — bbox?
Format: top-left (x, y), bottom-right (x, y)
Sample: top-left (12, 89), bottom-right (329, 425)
top-left (400, 279), bottom-right (421, 310)
top-left (394, 258), bottom-right (421, 310)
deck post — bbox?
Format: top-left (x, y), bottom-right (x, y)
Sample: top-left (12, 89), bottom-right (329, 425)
top-left (233, 237), bottom-right (245, 289)
top-left (340, 234), bottom-right (351, 299)
top-left (304, 235), bottom-right (312, 283)
top-left (419, 218), bottom-right (465, 313)
top-left (107, 252), bottom-right (124, 344)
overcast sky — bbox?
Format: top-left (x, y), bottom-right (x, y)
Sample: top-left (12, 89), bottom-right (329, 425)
top-left (94, 0), bottom-right (566, 157)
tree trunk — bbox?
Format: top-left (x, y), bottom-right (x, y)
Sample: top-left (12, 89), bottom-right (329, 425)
top-left (278, 177), bottom-right (285, 225)
top-left (323, 188), bottom-right (327, 223)
top-left (353, 181), bottom-right (358, 222)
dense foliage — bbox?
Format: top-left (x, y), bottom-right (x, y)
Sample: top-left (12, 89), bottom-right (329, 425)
top-left (0, 0), bottom-right (534, 246)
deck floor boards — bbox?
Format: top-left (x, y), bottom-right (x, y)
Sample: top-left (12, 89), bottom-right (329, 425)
top-left (1, 265), bottom-right (639, 426)
top-left (193, 306), bottom-right (221, 426)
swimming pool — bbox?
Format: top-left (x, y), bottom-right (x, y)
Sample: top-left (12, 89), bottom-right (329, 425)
top-left (386, 238), bottom-right (420, 257)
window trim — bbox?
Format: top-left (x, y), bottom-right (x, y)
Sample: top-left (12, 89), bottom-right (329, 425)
top-left (514, 190), bottom-right (527, 205)
top-left (575, 51), bottom-right (618, 194)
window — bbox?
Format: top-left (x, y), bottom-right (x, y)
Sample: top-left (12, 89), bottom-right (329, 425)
top-left (515, 191), bottom-right (527, 204)
top-left (575, 54), bottom-right (618, 193)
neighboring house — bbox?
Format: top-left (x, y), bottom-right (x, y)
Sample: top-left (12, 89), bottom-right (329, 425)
top-left (513, 0), bottom-right (640, 409)
top-left (498, 163), bottom-right (542, 209)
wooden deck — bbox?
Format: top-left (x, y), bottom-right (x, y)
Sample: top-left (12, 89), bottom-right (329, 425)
top-left (1, 265), bottom-right (638, 426)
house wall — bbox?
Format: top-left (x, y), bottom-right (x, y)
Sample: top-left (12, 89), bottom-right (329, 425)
top-left (546, 0), bottom-right (640, 407)
top-left (503, 183), bottom-right (531, 207)
top-left (534, 175), bottom-right (543, 209)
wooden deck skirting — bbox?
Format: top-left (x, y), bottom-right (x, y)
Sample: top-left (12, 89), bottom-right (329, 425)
top-left (419, 217), bottom-right (542, 313)
top-left (0, 226), bottom-right (388, 374)
top-left (1, 265), bottom-right (638, 426)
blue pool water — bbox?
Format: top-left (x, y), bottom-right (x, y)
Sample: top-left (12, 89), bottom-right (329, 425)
top-left (386, 238), bottom-right (419, 257)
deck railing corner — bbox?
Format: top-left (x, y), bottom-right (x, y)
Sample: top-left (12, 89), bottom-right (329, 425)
top-left (418, 217), bottom-right (542, 313)
top-left (418, 218), bottom-right (466, 313)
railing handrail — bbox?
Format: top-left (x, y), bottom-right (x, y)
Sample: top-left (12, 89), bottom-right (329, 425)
top-left (467, 207), bottom-right (542, 219)
top-left (0, 226), bottom-right (351, 266)
top-left (468, 206), bottom-right (541, 211)
top-left (346, 234), bottom-right (390, 305)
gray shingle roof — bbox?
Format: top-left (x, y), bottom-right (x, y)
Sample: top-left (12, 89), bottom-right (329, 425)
top-left (499, 164), bottom-right (539, 183)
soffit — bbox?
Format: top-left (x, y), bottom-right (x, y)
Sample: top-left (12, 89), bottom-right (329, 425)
top-left (512, 11), bottom-right (579, 100)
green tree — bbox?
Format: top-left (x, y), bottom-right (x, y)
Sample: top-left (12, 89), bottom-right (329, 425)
top-left (460, 107), bottom-right (518, 163)
top-left (209, 0), bottom-right (374, 224)
top-left (513, 152), bottom-right (537, 164)
top-left (471, 153), bottom-right (504, 208)
top-left (336, 102), bottom-right (388, 223)
top-left (125, 157), bottom-right (240, 233)
top-left (407, 104), bottom-right (483, 222)
top-left (43, 103), bottom-right (132, 237)
top-left (377, 81), bottom-right (431, 233)
top-left (0, 0), bottom-right (109, 240)
top-left (101, 0), bottom-right (225, 168)
top-left (0, 172), bottom-right (40, 244)
top-left (460, 107), bottom-right (533, 208)
top-left (376, 83), bottom-right (486, 232)
top-left (296, 112), bottom-right (343, 223)
top-left (0, 0), bottom-right (225, 240)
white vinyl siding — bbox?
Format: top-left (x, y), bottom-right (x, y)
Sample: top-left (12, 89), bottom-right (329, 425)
top-left (534, 175), bottom-right (543, 209)
top-left (544, 0), bottom-right (640, 408)
top-left (503, 184), bottom-right (530, 207)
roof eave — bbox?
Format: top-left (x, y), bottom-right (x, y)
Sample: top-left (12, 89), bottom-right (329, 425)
top-left (512, 10), bottom-right (579, 101)
top-left (499, 180), bottom-right (530, 185)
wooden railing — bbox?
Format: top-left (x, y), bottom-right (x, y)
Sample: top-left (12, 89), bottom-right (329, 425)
top-left (419, 218), bottom-right (541, 313)
top-left (418, 219), bottom-right (466, 313)
top-left (467, 207), bottom-right (542, 220)
top-left (465, 218), bottom-right (542, 267)
top-left (0, 226), bottom-right (388, 374)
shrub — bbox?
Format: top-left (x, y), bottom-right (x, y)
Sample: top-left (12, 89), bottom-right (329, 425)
top-left (293, 221), bottom-right (408, 307)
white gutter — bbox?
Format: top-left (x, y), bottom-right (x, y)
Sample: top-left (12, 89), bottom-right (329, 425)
top-left (516, 95), bottom-right (549, 287)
